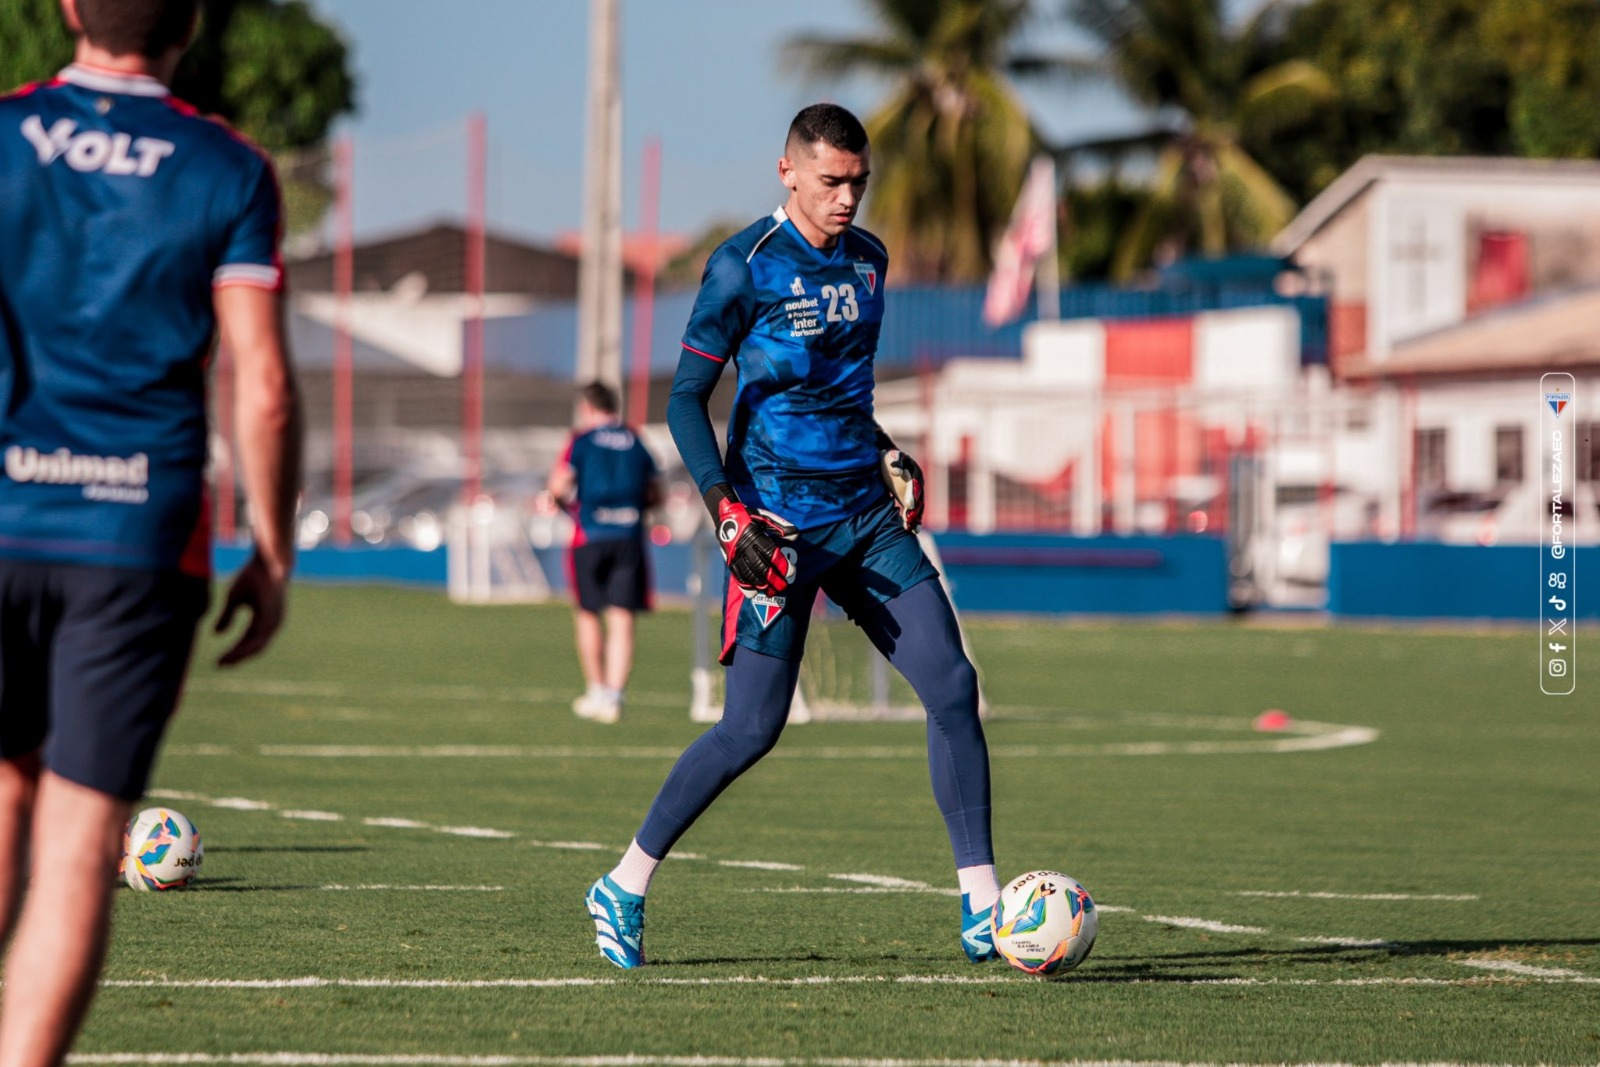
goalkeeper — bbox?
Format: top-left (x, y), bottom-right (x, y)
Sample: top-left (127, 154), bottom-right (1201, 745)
top-left (586, 104), bottom-right (997, 969)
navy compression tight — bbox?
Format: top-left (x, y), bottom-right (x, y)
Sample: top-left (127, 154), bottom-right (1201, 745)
top-left (634, 577), bottom-right (993, 869)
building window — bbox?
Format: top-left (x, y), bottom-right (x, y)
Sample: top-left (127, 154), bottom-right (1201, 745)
top-left (1495, 426), bottom-right (1524, 484)
top-left (1415, 428), bottom-right (1447, 489)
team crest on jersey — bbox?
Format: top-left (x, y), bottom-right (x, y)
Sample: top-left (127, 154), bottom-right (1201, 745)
top-left (790, 276), bottom-right (806, 297)
top-left (750, 593), bottom-right (786, 628)
top-left (854, 261), bottom-right (877, 295)
top-left (1547, 392), bottom-right (1570, 418)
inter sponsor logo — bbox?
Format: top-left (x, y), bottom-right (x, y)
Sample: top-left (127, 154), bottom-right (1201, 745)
top-left (5, 445), bottom-right (151, 503)
top-left (591, 506), bottom-right (640, 526)
top-left (21, 116), bottom-right (176, 177)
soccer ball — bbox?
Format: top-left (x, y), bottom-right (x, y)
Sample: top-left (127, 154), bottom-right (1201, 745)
top-left (123, 807), bottom-right (203, 891)
top-left (992, 869), bottom-right (1097, 977)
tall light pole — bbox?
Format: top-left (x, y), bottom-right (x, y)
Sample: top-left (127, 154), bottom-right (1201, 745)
top-left (575, 0), bottom-right (623, 396)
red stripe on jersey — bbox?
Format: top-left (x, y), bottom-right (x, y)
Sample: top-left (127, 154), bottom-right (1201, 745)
top-left (720, 578), bottom-right (743, 665)
top-left (0, 79), bottom-right (64, 103)
top-left (179, 487), bottom-right (214, 579)
top-left (683, 343), bottom-right (728, 363)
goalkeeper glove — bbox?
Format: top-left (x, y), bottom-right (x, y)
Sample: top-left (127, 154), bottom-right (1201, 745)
top-left (704, 484), bottom-right (798, 597)
top-left (879, 449), bottom-right (925, 532)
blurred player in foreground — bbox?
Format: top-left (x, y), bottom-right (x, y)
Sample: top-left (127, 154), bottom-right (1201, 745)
top-left (586, 104), bottom-right (997, 968)
top-left (0, 1), bottom-right (301, 1061)
top-left (547, 382), bottom-right (661, 724)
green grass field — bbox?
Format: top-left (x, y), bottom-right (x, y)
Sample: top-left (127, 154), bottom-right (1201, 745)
top-left (82, 585), bottom-right (1599, 1065)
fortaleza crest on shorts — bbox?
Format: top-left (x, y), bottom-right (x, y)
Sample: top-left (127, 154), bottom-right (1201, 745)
top-left (1547, 392), bottom-right (1571, 418)
top-left (854, 261), bottom-right (877, 295)
top-left (751, 592), bottom-right (785, 628)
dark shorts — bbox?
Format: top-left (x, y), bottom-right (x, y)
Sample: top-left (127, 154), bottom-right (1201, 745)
top-left (0, 559), bottom-right (208, 800)
top-left (720, 497), bottom-right (939, 663)
top-left (570, 537), bottom-right (652, 613)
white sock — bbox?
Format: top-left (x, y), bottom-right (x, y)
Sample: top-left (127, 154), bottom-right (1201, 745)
top-left (586, 682), bottom-right (604, 701)
top-left (957, 864), bottom-right (1000, 913)
top-left (601, 686), bottom-right (623, 705)
top-left (608, 839), bottom-right (660, 897)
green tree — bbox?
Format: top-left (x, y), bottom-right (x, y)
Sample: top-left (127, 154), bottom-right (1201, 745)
top-left (1060, 0), bottom-right (1330, 279)
top-left (784, 0), bottom-right (1040, 283)
top-left (1248, 0), bottom-right (1600, 205)
top-left (0, 0), bottom-right (355, 238)
top-left (0, 0), bottom-right (75, 87)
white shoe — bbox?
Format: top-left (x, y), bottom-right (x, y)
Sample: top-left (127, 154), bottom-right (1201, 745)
top-left (573, 693), bottom-right (622, 724)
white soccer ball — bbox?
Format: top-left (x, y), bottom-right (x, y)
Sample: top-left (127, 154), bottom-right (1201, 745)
top-left (992, 869), bottom-right (1097, 977)
top-left (123, 807), bottom-right (204, 891)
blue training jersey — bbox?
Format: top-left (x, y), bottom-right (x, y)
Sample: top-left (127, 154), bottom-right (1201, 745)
top-left (563, 423), bottom-right (658, 544)
top-left (678, 207), bottom-right (888, 528)
top-left (0, 65), bottom-right (284, 575)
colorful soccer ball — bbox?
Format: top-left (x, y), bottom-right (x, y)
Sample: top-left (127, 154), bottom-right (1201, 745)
top-left (992, 869), bottom-right (1097, 977)
top-left (123, 807), bottom-right (203, 891)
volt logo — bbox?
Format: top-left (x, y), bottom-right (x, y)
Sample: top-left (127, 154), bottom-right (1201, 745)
top-left (21, 116), bottom-right (175, 177)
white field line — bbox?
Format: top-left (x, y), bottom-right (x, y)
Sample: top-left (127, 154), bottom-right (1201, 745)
top-left (1296, 937), bottom-right (1400, 948)
top-left (91, 973), bottom-right (1600, 993)
top-left (718, 860), bottom-right (804, 871)
top-left (194, 726), bottom-right (1376, 762)
top-left (1454, 957), bottom-right (1588, 978)
top-left (58, 1057), bottom-right (1600, 1067)
top-left (830, 873), bottom-right (933, 890)
top-left (143, 789), bottom-right (1443, 961)
top-left (279, 810), bottom-right (342, 822)
top-left (1142, 916), bottom-right (1268, 935)
top-left (750, 888), bottom-right (961, 896)
top-left (317, 885), bottom-right (505, 892)
top-left (1236, 890), bottom-right (1478, 902)
top-left (63, 1061), bottom-right (1575, 1067)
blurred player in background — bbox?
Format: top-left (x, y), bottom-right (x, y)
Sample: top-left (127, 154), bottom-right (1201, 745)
top-left (586, 104), bottom-right (997, 969)
top-left (547, 382), bottom-right (661, 724)
top-left (0, 1), bottom-right (301, 1061)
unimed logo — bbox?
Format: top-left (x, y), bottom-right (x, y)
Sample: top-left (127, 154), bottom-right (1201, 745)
top-left (5, 446), bottom-right (150, 503)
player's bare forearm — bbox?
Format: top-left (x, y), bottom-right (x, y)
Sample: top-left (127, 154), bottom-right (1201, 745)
top-left (214, 284), bottom-right (301, 665)
top-left (217, 284), bottom-right (302, 577)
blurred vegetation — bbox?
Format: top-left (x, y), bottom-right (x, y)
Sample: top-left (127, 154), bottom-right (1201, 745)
top-left (0, 0), bottom-right (355, 240)
top-left (789, 0), bottom-right (1600, 280)
top-left (784, 0), bottom-right (1043, 283)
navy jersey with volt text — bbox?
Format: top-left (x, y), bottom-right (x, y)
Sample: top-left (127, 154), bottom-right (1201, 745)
top-left (0, 66), bottom-right (284, 574)
top-left (680, 207), bottom-right (888, 528)
top-left (563, 423), bottom-right (658, 544)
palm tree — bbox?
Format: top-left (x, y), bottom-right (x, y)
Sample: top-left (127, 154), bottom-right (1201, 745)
top-left (1061, 0), bottom-right (1331, 278)
top-left (784, 0), bottom-right (1040, 283)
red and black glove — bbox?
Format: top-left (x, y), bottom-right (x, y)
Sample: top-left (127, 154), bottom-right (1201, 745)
top-left (879, 448), bottom-right (925, 532)
top-left (704, 484), bottom-right (797, 596)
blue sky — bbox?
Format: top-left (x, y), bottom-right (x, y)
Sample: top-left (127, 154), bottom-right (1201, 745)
top-left (306, 0), bottom-right (1147, 243)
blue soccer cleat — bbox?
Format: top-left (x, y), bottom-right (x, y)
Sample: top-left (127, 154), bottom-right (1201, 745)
top-left (961, 893), bottom-right (1000, 963)
top-left (586, 874), bottom-right (646, 968)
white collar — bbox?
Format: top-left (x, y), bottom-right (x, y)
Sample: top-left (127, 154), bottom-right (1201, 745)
top-left (59, 64), bottom-right (170, 98)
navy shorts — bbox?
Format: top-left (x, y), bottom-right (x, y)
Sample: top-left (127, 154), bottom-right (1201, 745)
top-left (0, 560), bottom-right (208, 800)
top-left (720, 497), bottom-right (939, 663)
top-left (570, 537), bottom-right (652, 613)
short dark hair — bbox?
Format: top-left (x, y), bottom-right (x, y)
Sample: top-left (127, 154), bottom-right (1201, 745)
top-left (580, 381), bottom-right (619, 415)
top-left (74, 0), bottom-right (198, 59)
top-left (786, 103), bottom-right (868, 155)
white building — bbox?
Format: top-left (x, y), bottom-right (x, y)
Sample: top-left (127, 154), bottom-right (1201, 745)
top-left (1273, 156), bottom-right (1600, 544)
